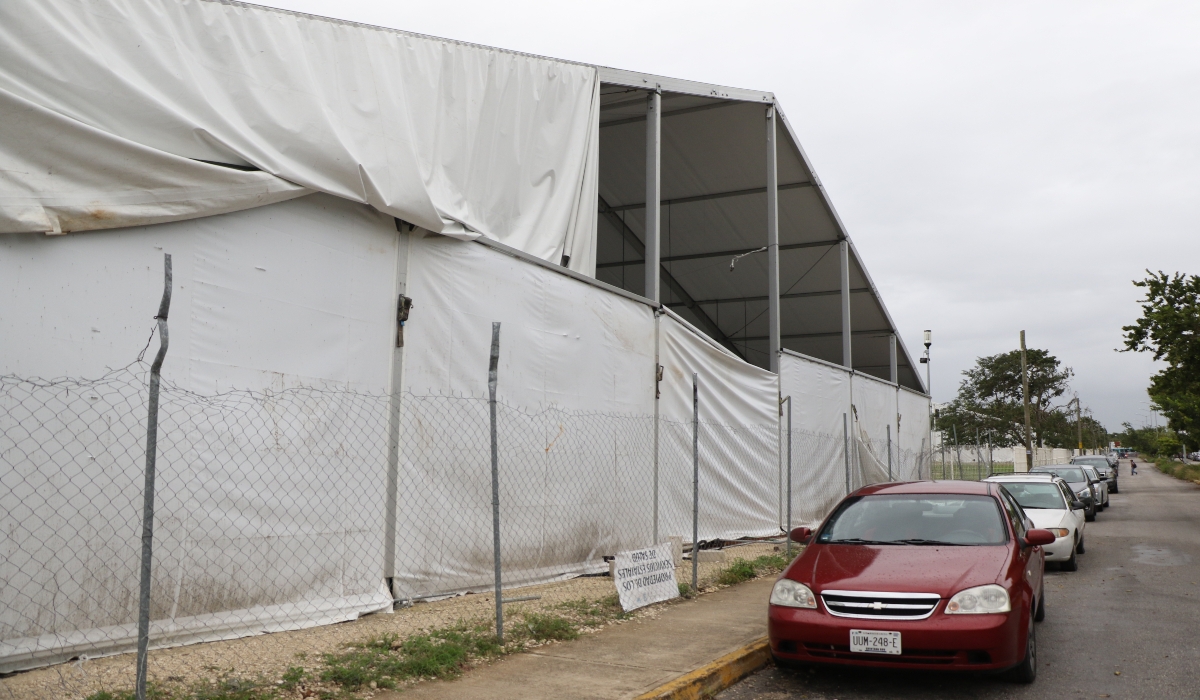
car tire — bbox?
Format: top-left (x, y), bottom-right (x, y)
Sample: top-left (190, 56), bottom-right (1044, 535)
top-left (1034, 588), bottom-right (1045, 622)
top-left (1076, 536), bottom-right (1085, 554)
top-left (1061, 545), bottom-right (1079, 571)
top-left (771, 652), bottom-right (804, 671)
top-left (1112, 482), bottom-right (1119, 494)
top-left (1085, 505), bottom-right (1096, 522)
top-left (1007, 610), bottom-right (1037, 684)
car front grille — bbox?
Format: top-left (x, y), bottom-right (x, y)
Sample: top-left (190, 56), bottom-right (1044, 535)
top-left (820, 589), bottom-right (941, 620)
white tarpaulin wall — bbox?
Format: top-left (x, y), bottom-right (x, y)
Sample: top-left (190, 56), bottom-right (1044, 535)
top-left (657, 311), bottom-right (780, 541)
top-left (852, 372), bottom-right (897, 487)
top-left (898, 387), bottom-right (931, 480)
top-left (779, 350), bottom-right (930, 529)
top-left (0, 194), bottom-right (399, 672)
top-left (779, 351), bottom-right (851, 528)
top-left (397, 234), bottom-right (658, 596)
top-left (0, 0), bottom-right (600, 275)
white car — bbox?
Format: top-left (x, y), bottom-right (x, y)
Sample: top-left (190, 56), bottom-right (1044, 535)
top-left (985, 474), bottom-right (1087, 571)
top-left (1080, 465), bottom-right (1109, 510)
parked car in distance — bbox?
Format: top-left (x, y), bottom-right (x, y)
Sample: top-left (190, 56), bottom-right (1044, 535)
top-left (985, 474), bottom-right (1087, 571)
top-left (769, 481), bottom-right (1053, 683)
top-left (1029, 466), bottom-right (1097, 521)
top-left (1071, 455), bottom-right (1118, 494)
top-left (1079, 465), bottom-right (1108, 509)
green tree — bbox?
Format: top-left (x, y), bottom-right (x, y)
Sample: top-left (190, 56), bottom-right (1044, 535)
top-left (1122, 271), bottom-right (1200, 445)
top-left (935, 348), bottom-right (1075, 447)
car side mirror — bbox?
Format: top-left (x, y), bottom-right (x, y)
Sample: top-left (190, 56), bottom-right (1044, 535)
top-left (789, 527), bottom-right (812, 543)
top-left (1071, 500), bottom-right (1085, 510)
top-left (1024, 529), bottom-right (1056, 547)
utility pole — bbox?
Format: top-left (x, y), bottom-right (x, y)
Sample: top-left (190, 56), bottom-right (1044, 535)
top-left (921, 330), bottom-right (932, 477)
top-left (1020, 330), bottom-right (1033, 471)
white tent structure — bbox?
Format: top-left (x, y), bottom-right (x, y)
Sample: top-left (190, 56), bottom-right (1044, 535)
top-left (0, 0), bottom-right (930, 673)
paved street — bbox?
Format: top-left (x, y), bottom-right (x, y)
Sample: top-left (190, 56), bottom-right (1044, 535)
top-left (718, 462), bottom-right (1200, 699)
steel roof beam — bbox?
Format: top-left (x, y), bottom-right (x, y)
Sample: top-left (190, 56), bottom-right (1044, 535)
top-left (601, 101), bottom-right (741, 128)
top-left (733, 328), bottom-right (894, 342)
top-left (605, 181), bottom-right (813, 212)
top-left (595, 238), bottom-right (840, 269)
top-left (598, 196), bottom-right (745, 360)
top-left (691, 287), bottom-right (872, 305)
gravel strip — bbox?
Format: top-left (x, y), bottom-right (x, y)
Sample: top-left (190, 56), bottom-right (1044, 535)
top-left (2, 543), bottom-right (785, 700)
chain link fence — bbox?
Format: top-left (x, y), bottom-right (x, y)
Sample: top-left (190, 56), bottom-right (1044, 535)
top-left (3, 351), bottom-right (933, 698)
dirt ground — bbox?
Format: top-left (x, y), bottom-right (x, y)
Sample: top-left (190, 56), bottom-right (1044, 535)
top-left (2, 542), bottom-right (784, 700)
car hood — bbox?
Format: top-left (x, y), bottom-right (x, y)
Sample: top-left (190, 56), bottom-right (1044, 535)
top-left (1024, 509), bottom-right (1071, 529)
top-left (793, 544), bottom-right (1008, 597)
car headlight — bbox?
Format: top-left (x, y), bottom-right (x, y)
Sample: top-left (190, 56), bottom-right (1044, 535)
top-left (1047, 528), bottom-right (1070, 538)
top-left (945, 584), bottom-right (1010, 614)
top-left (770, 579), bottom-right (817, 609)
top-left (1076, 488), bottom-right (1090, 498)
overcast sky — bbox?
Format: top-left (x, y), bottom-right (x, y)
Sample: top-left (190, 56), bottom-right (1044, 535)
top-left (264, 0), bottom-right (1199, 431)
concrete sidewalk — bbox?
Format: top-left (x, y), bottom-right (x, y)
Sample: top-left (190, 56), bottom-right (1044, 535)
top-left (384, 577), bottom-right (774, 700)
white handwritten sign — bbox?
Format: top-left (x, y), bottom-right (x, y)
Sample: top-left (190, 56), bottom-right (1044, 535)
top-left (613, 542), bottom-right (679, 612)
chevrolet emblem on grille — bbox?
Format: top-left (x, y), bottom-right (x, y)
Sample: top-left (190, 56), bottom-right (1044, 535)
top-left (870, 602), bottom-right (885, 610)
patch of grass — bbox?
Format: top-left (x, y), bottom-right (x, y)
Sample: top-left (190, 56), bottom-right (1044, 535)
top-left (321, 622), bottom-right (504, 691)
top-left (519, 612), bottom-right (579, 642)
top-left (189, 676), bottom-right (276, 700)
top-left (715, 552), bottom-right (794, 586)
top-left (279, 666), bottom-right (306, 690)
top-left (1156, 457), bottom-right (1200, 483)
top-left (678, 582), bottom-right (697, 599)
top-left (716, 558), bottom-right (759, 585)
top-left (555, 594), bottom-right (630, 625)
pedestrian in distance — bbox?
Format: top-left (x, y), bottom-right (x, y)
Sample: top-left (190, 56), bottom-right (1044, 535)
top-left (1131, 459), bottom-right (1138, 475)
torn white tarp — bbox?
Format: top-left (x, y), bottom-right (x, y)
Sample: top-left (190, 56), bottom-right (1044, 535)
top-left (0, 0), bottom-right (600, 274)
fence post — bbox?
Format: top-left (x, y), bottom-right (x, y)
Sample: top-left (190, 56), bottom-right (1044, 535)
top-left (886, 424), bottom-right (893, 481)
top-left (691, 372), bottom-right (699, 593)
top-left (843, 413), bottom-right (850, 495)
top-left (785, 396), bottom-right (793, 557)
top-left (135, 254), bottom-right (172, 700)
top-left (488, 322), bottom-right (502, 642)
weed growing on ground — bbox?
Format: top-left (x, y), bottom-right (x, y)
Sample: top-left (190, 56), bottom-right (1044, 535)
top-left (518, 612), bottom-right (579, 642)
top-left (715, 552), bottom-right (794, 586)
top-left (321, 621), bottom-right (504, 691)
top-left (85, 676), bottom-right (277, 700)
top-left (554, 594), bottom-right (630, 625)
top-left (1156, 457), bottom-right (1200, 484)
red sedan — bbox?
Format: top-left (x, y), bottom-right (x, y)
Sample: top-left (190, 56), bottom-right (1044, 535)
top-left (769, 481), bottom-right (1055, 683)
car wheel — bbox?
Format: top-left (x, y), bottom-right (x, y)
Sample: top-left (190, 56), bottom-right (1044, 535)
top-left (1076, 536), bottom-right (1085, 554)
top-left (1007, 610), bottom-right (1037, 683)
top-left (1085, 505), bottom-right (1096, 522)
top-left (1112, 484), bottom-right (1119, 494)
top-left (1061, 545), bottom-right (1078, 571)
top-left (1034, 588), bottom-right (1045, 622)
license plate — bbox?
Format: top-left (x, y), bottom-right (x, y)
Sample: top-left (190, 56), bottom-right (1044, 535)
top-left (849, 629), bottom-right (902, 655)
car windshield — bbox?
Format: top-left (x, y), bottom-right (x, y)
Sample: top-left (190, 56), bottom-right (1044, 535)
top-left (1033, 467), bottom-right (1086, 483)
top-left (819, 495), bottom-right (1007, 546)
top-left (1000, 483), bottom-right (1067, 510)
top-left (1073, 458), bottom-right (1109, 471)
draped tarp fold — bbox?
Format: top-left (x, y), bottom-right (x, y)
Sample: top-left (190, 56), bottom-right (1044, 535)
top-left (0, 0), bottom-right (600, 274)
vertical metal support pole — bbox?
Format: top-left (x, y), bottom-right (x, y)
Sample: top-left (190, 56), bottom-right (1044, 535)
top-left (136, 254), bottom-right (172, 700)
top-left (766, 106), bottom-right (781, 374)
top-left (843, 413), bottom-right (851, 495)
top-left (785, 396), bottom-right (793, 557)
top-left (384, 230), bottom-right (411, 600)
top-left (691, 372), bottom-right (699, 593)
top-left (653, 311), bottom-right (661, 544)
top-left (952, 424), bottom-right (960, 480)
top-left (887, 425), bottom-right (893, 481)
top-left (840, 241), bottom-right (852, 369)
top-left (489, 323), bottom-right (502, 642)
top-left (1020, 330), bottom-right (1033, 471)
top-left (889, 334), bottom-right (898, 384)
top-left (644, 89), bottom-right (662, 303)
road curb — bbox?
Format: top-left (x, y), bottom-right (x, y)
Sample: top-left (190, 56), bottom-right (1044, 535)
top-left (633, 637), bottom-right (771, 700)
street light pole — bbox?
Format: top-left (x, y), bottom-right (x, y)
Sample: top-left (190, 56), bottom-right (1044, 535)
top-left (921, 330), bottom-right (932, 479)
